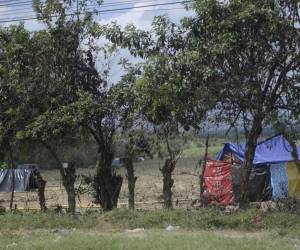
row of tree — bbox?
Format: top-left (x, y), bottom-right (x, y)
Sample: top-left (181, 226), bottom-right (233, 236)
top-left (1, 0), bottom-right (300, 212)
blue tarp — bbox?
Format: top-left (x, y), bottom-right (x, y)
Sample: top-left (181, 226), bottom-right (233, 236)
top-left (215, 134), bottom-right (300, 165)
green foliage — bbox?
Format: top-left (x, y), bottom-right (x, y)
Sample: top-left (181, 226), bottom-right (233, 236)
top-left (0, 162), bottom-right (8, 169)
top-left (189, 0), bottom-right (300, 129)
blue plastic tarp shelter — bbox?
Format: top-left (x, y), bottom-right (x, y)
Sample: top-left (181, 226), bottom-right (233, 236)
top-left (215, 134), bottom-right (300, 165)
top-left (215, 134), bottom-right (300, 199)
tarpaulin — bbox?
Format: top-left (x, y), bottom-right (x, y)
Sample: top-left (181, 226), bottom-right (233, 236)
top-left (287, 162), bottom-right (300, 198)
top-left (231, 165), bottom-right (272, 202)
top-left (203, 160), bottom-right (234, 205)
top-left (0, 169), bottom-right (37, 192)
top-left (216, 135), bottom-right (300, 165)
top-left (270, 163), bottom-right (289, 199)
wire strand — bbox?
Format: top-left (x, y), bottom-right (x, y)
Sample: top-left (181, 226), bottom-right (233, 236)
top-left (0, 0), bottom-right (193, 23)
top-left (0, 0), bottom-right (164, 16)
top-left (0, 0), bottom-right (160, 8)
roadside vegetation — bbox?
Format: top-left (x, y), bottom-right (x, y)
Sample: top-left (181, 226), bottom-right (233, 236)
top-left (0, 208), bottom-right (299, 249)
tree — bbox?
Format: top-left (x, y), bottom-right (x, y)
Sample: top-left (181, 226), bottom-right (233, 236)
top-left (0, 24), bottom-right (40, 209)
top-left (24, 41), bottom-right (126, 211)
top-left (113, 68), bottom-right (153, 209)
top-left (101, 15), bottom-right (215, 208)
top-left (16, 0), bottom-right (104, 213)
top-left (25, 0), bottom-right (129, 211)
top-left (184, 0), bottom-right (300, 206)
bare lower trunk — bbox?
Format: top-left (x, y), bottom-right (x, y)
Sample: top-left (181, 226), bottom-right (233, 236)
top-left (43, 142), bottom-right (76, 213)
top-left (124, 157), bottom-right (137, 210)
top-left (8, 145), bottom-right (14, 210)
top-left (160, 159), bottom-right (176, 209)
top-left (284, 133), bottom-right (300, 173)
top-left (200, 135), bottom-right (209, 198)
top-left (94, 168), bottom-right (123, 210)
top-left (64, 163), bottom-right (76, 213)
top-left (94, 148), bottom-right (123, 211)
top-left (240, 116), bottom-right (263, 207)
top-left (9, 170), bottom-right (15, 210)
top-left (34, 171), bottom-right (47, 212)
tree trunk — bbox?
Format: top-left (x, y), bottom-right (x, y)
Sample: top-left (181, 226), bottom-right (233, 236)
top-left (42, 142), bottom-right (76, 213)
top-left (284, 133), bottom-right (300, 173)
top-left (8, 145), bottom-right (15, 210)
top-left (34, 171), bottom-right (47, 212)
top-left (160, 158), bottom-right (175, 209)
top-left (199, 135), bottom-right (209, 198)
top-left (240, 116), bottom-right (263, 207)
top-left (94, 148), bottom-right (123, 211)
top-left (9, 170), bottom-right (15, 210)
top-left (124, 156), bottom-right (137, 210)
top-left (64, 162), bottom-right (76, 213)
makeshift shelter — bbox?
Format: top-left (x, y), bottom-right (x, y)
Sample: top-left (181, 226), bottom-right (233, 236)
top-left (0, 164), bottom-right (38, 192)
top-left (203, 135), bottom-right (300, 205)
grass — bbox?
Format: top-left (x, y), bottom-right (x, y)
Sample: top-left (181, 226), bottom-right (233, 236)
top-left (0, 209), bottom-right (300, 249)
top-left (1, 208), bottom-right (300, 232)
top-left (182, 146), bottom-right (221, 158)
top-left (0, 229), bottom-right (297, 250)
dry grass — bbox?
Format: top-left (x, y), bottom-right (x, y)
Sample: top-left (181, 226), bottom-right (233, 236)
top-left (0, 157), bottom-right (200, 210)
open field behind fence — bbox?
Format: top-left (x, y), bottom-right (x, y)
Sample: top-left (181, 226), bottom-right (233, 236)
top-left (0, 157), bottom-right (201, 210)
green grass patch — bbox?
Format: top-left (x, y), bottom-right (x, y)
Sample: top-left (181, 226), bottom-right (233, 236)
top-left (0, 230), bottom-right (296, 250)
top-left (104, 208), bottom-right (300, 231)
top-left (1, 209), bottom-right (299, 232)
top-left (181, 146), bottom-right (222, 158)
top-left (0, 211), bottom-right (99, 231)
top-left (0, 209), bottom-right (299, 249)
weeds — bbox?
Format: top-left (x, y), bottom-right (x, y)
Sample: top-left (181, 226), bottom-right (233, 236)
top-left (0, 208), bottom-right (299, 232)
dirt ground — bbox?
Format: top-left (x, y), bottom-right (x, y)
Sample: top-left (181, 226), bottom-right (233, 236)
top-left (0, 157), bottom-right (200, 210)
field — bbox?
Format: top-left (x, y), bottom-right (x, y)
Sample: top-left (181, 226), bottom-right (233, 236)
top-left (0, 157), bottom-right (203, 210)
top-left (0, 140), bottom-right (225, 210)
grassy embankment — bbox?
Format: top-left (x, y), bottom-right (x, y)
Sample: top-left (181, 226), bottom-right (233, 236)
top-left (0, 208), bottom-right (299, 249)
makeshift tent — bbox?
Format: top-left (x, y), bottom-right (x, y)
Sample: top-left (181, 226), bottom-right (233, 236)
top-left (212, 134), bottom-right (300, 202)
top-left (203, 160), bottom-right (272, 205)
top-left (216, 134), bottom-right (300, 165)
top-left (0, 165), bottom-right (38, 192)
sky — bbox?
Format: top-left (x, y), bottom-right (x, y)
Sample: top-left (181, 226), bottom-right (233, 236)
top-left (0, 0), bottom-right (193, 81)
top-left (0, 0), bottom-right (193, 30)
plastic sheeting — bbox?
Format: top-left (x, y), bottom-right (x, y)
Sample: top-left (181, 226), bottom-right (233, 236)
top-left (286, 162), bottom-right (300, 198)
top-left (0, 169), bottom-right (37, 192)
top-left (203, 160), bottom-right (234, 205)
top-left (216, 135), bottom-right (300, 165)
top-left (270, 163), bottom-right (289, 199)
top-left (231, 165), bottom-right (272, 202)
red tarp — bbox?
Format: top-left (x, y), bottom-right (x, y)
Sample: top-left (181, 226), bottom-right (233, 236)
top-left (203, 160), bottom-right (234, 205)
